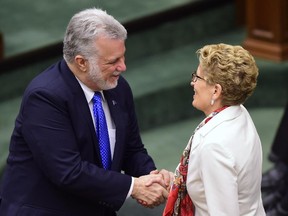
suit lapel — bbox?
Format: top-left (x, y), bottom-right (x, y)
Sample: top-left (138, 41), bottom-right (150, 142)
top-left (191, 105), bottom-right (242, 151)
top-left (104, 90), bottom-right (127, 171)
top-left (60, 60), bottom-right (102, 164)
top-left (61, 59), bottom-right (127, 170)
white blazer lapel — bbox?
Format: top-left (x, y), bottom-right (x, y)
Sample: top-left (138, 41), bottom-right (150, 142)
top-left (190, 105), bottom-right (243, 152)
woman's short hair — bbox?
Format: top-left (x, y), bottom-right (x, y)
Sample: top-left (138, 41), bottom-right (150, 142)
top-left (63, 8), bottom-right (127, 63)
top-left (197, 43), bottom-right (259, 105)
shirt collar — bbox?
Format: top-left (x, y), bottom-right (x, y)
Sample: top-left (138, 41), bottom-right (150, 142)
top-left (75, 77), bottom-right (105, 103)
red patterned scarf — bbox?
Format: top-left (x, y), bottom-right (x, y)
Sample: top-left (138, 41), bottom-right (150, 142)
top-left (163, 106), bottom-right (229, 216)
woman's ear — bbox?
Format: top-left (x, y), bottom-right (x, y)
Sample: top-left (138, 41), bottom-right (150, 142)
top-left (213, 84), bottom-right (222, 99)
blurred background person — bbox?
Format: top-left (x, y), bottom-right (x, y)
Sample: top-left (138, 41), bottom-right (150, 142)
top-left (262, 102), bottom-right (288, 215)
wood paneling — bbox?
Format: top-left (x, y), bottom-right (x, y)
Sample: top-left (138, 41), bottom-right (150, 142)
top-left (243, 0), bottom-right (288, 61)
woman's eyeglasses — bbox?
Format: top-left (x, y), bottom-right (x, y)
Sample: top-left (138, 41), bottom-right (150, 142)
top-left (191, 71), bottom-right (206, 82)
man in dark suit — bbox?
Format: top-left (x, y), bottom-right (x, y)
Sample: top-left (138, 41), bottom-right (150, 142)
top-left (0, 8), bottom-right (171, 216)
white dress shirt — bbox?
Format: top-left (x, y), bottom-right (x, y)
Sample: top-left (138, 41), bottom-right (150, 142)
top-left (76, 78), bottom-right (134, 198)
top-left (77, 80), bottom-right (116, 158)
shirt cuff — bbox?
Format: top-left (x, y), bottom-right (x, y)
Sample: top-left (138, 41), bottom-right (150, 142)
top-left (126, 177), bottom-right (134, 199)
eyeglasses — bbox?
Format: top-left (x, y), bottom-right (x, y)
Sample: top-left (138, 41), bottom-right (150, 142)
top-left (191, 71), bottom-right (206, 82)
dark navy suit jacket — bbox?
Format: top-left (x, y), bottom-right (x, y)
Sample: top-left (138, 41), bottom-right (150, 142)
top-left (0, 59), bottom-right (156, 216)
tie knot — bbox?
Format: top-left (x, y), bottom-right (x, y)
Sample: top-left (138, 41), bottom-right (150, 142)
top-left (93, 92), bottom-right (102, 103)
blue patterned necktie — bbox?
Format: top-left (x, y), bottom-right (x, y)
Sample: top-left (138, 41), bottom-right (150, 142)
top-left (92, 92), bottom-right (111, 170)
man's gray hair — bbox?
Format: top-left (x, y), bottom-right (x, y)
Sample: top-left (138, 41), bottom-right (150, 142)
top-left (63, 8), bottom-right (127, 63)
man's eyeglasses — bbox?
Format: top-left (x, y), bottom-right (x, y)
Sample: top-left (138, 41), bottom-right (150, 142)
top-left (191, 71), bottom-right (206, 82)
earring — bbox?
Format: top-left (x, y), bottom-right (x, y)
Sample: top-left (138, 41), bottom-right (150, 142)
top-left (210, 99), bottom-right (215, 106)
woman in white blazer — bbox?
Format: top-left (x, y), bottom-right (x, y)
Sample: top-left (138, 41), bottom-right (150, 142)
top-left (163, 43), bottom-right (266, 216)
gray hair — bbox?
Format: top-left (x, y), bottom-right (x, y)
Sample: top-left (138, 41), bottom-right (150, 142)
top-left (63, 8), bottom-right (127, 63)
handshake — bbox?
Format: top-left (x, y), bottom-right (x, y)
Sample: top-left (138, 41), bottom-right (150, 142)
top-left (131, 169), bottom-right (174, 208)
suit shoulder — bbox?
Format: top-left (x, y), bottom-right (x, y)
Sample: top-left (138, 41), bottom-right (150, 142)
top-left (116, 76), bottom-right (133, 93)
top-left (118, 76), bottom-right (130, 87)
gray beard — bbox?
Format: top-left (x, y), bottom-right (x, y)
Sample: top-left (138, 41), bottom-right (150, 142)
top-left (88, 60), bottom-right (118, 90)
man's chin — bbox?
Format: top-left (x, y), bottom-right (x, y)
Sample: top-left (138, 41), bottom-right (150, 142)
top-left (102, 81), bottom-right (118, 90)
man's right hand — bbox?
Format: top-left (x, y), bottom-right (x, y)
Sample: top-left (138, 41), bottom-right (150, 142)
top-left (131, 174), bottom-right (169, 208)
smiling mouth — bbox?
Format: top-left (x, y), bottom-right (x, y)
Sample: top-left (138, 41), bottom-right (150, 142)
top-left (113, 72), bottom-right (121, 77)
